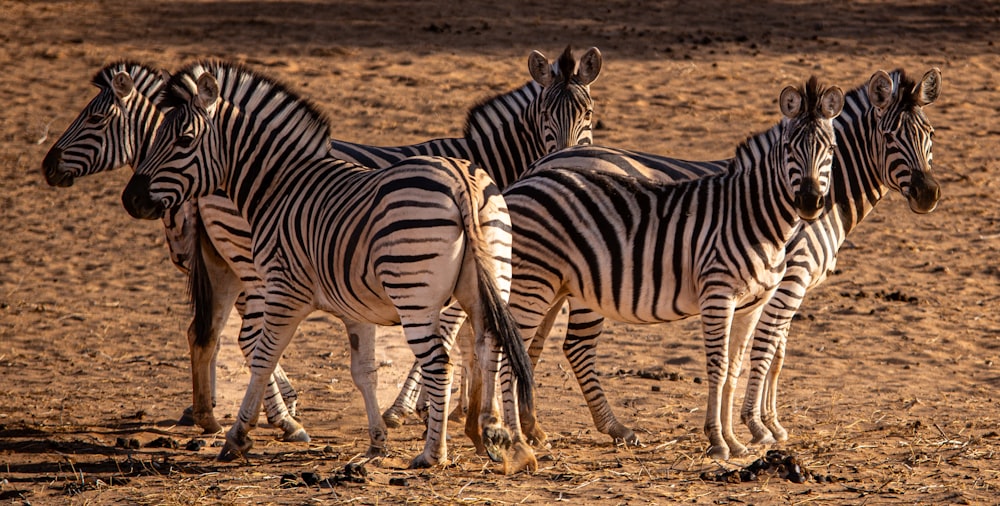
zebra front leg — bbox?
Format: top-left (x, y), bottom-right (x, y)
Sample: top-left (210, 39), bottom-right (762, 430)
top-left (740, 282), bottom-right (803, 444)
top-left (699, 302), bottom-right (737, 460)
top-left (344, 320), bottom-right (389, 458)
top-left (719, 307), bottom-right (764, 458)
top-left (218, 304), bottom-right (309, 462)
top-left (762, 337), bottom-right (789, 441)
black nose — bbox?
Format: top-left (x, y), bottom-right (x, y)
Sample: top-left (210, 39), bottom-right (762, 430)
top-left (794, 180), bottom-right (825, 221)
top-left (121, 173), bottom-right (165, 220)
top-left (907, 170), bottom-right (941, 214)
top-left (42, 147), bottom-right (74, 187)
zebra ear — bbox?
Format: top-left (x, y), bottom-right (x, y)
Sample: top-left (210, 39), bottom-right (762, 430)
top-left (576, 47), bottom-right (602, 86)
top-left (112, 72), bottom-right (135, 100)
top-left (819, 86), bottom-right (845, 119)
top-left (779, 86), bottom-right (803, 118)
top-left (916, 68), bottom-right (941, 106)
top-left (195, 73), bottom-right (220, 112)
top-left (528, 50), bottom-right (554, 87)
top-left (867, 70), bottom-right (894, 111)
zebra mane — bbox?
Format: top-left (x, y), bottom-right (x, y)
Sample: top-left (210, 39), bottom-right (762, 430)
top-left (161, 60), bottom-right (332, 139)
top-left (889, 68), bottom-right (922, 110)
top-left (460, 45), bottom-right (583, 140)
top-left (730, 77), bottom-right (835, 169)
top-left (91, 60), bottom-right (168, 97)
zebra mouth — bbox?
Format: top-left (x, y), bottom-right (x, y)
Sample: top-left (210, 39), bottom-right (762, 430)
top-left (42, 148), bottom-right (75, 187)
top-left (121, 173), bottom-right (166, 220)
top-left (905, 173), bottom-right (941, 214)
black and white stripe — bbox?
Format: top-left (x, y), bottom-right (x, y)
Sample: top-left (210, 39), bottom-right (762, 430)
top-left (502, 78), bottom-right (844, 460)
top-left (41, 61), bottom-right (302, 440)
top-left (519, 69), bottom-right (941, 451)
top-left (120, 61), bottom-right (534, 469)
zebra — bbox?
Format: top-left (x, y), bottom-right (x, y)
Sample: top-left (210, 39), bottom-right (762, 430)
top-left (499, 77), bottom-right (845, 461)
top-left (41, 46), bottom-right (601, 452)
top-left (40, 61), bottom-right (304, 440)
top-left (325, 46), bottom-right (602, 428)
top-left (119, 60), bottom-right (535, 470)
top-left (515, 68), bottom-right (941, 450)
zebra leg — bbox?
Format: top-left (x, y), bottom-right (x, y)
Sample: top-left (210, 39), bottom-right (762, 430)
top-left (517, 300), bottom-right (562, 447)
top-left (719, 307), bottom-right (763, 458)
top-left (740, 278), bottom-right (806, 444)
top-left (234, 292), bottom-right (308, 442)
top-left (762, 337), bottom-right (789, 441)
top-left (382, 361), bottom-right (423, 429)
top-left (402, 317), bottom-right (455, 469)
top-left (699, 300), bottom-right (737, 460)
top-left (344, 320), bottom-right (389, 458)
top-left (219, 301), bottom-right (310, 462)
top-left (183, 230), bottom-right (242, 434)
top-left (561, 302), bottom-right (640, 447)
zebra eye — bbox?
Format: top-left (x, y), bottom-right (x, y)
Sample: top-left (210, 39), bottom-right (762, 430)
top-left (175, 135), bottom-right (195, 149)
top-left (584, 110), bottom-right (593, 122)
top-left (85, 113), bottom-right (106, 125)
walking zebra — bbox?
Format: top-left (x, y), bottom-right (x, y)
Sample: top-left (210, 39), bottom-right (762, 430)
top-left (120, 61), bottom-right (535, 469)
top-left (500, 77), bottom-right (844, 460)
top-left (516, 68), bottom-right (941, 450)
top-left (42, 46), bottom-right (600, 455)
top-left (40, 61), bottom-right (304, 440)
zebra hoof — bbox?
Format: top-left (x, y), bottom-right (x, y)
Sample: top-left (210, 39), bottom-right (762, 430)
top-left (750, 432), bottom-right (777, 445)
top-left (382, 409), bottom-right (406, 429)
top-left (218, 438), bottom-right (253, 462)
top-left (282, 427), bottom-right (311, 443)
top-left (365, 444), bottom-right (388, 459)
top-left (609, 425), bottom-right (641, 448)
top-left (408, 452), bottom-right (446, 469)
top-left (706, 444), bottom-right (730, 461)
top-left (501, 441), bottom-right (537, 475)
top-left (483, 426), bottom-right (512, 463)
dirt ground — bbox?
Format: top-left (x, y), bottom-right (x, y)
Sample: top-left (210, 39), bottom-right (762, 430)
top-left (2, 0), bottom-right (1000, 504)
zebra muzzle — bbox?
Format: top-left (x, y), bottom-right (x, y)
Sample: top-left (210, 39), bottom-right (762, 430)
top-left (793, 182), bottom-right (825, 221)
top-left (121, 173), bottom-right (166, 220)
top-left (905, 171), bottom-right (941, 214)
top-left (41, 148), bottom-right (74, 187)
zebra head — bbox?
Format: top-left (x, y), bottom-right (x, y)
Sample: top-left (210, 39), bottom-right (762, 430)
top-left (779, 77), bottom-right (844, 221)
top-left (866, 68), bottom-right (941, 214)
top-left (42, 61), bottom-right (167, 187)
top-left (123, 65), bottom-right (223, 220)
top-left (527, 46), bottom-right (602, 153)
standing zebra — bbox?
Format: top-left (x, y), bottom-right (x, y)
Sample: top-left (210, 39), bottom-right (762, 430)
top-left (501, 77), bottom-right (844, 460)
top-left (40, 61), bottom-right (304, 440)
top-left (120, 61), bottom-right (535, 470)
top-left (516, 68), bottom-right (941, 450)
top-left (41, 46), bottom-right (600, 453)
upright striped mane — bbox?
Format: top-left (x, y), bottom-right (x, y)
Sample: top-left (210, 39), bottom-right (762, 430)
top-left (732, 76), bottom-right (833, 166)
top-left (890, 69), bottom-right (922, 110)
top-left (160, 60), bottom-right (332, 141)
top-left (91, 60), bottom-right (167, 97)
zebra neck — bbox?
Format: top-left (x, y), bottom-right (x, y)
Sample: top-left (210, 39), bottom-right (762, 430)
top-left (221, 109), bottom-right (335, 225)
top-left (465, 81), bottom-right (543, 189)
top-left (722, 136), bottom-right (803, 254)
top-left (131, 96), bottom-right (163, 169)
top-left (828, 109), bottom-right (889, 239)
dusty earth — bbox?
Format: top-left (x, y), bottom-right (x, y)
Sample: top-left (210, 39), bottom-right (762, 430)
top-left (3, 0), bottom-right (1000, 504)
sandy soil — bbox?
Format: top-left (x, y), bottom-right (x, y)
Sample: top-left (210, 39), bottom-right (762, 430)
top-left (2, 1), bottom-right (1000, 504)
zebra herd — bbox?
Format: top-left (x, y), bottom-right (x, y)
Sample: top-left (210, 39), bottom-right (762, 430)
top-left (41, 47), bottom-right (941, 474)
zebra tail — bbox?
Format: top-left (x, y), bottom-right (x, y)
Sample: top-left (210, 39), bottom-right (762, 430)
top-left (452, 163), bottom-right (535, 414)
top-left (475, 259), bottom-right (535, 415)
top-left (187, 208), bottom-right (215, 349)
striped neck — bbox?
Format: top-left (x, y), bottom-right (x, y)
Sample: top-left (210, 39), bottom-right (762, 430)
top-left (464, 81), bottom-right (545, 189)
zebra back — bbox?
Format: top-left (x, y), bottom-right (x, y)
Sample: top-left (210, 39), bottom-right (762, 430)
top-left (327, 46), bottom-right (602, 189)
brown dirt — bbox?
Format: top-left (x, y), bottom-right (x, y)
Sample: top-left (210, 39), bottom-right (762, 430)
top-left (2, 1), bottom-right (1000, 504)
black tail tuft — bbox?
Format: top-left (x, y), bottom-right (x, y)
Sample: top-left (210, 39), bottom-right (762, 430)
top-left (477, 266), bottom-right (535, 414)
top-left (187, 211), bottom-right (215, 348)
